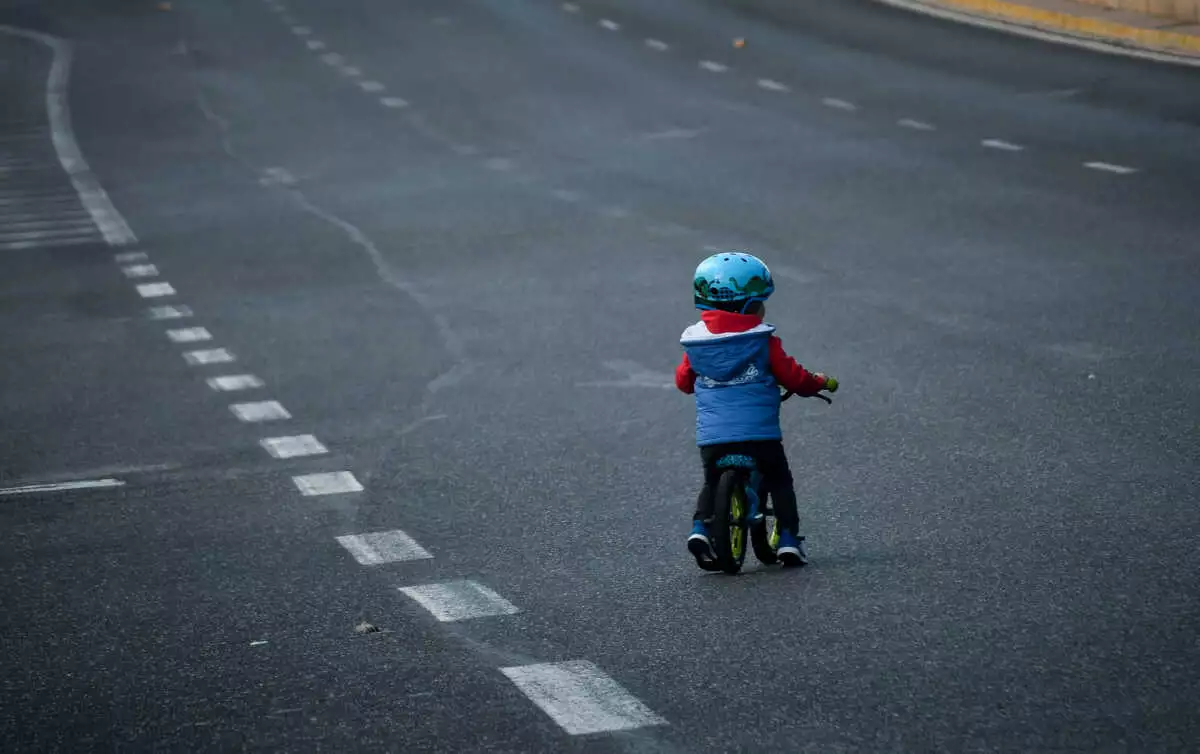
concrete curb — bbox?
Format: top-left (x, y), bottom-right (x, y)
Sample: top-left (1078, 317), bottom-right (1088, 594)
top-left (889, 0), bottom-right (1200, 57)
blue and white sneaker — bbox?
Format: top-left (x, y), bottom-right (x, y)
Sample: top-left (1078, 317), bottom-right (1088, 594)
top-left (776, 531), bottom-right (808, 567)
top-left (687, 521), bottom-right (718, 570)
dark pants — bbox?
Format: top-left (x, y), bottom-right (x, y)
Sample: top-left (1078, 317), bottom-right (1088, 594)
top-left (694, 440), bottom-right (800, 535)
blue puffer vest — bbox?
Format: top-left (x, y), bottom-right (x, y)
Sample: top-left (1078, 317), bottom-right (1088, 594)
top-left (680, 320), bottom-right (780, 447)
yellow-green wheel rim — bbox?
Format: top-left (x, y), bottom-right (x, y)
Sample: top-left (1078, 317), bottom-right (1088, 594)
top-left (730, 490), bottom-right (746, 559)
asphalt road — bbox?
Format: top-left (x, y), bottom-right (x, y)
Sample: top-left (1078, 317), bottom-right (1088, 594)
top-left (1, 0), bottom-right (1197, 751)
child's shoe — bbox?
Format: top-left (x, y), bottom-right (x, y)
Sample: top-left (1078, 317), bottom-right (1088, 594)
top-left (687, 520), bottom-right (717, 569)
top-left (777, 531), bottom-right (808, 567)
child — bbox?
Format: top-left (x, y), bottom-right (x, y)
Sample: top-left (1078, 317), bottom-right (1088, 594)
top-left (675, 251), bottom-right (838, 568)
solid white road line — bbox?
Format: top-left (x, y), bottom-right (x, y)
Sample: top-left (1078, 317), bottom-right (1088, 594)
top-left (336, 530), bottom-right (431, 564)
top-left (0, 478), bottom-right (124, 496)
top-left (500, 661), bottom-right (667, 735)
top-left (184, 348), bottom-right (234, 365)
top-left (260, 434), bottom-right (328, 458)
top-left (399, 580), bottom-right (520, 622)
top-left (982, 139), bottom-right (1024, 151)
top-left (0, 25), bottom-right (137, 246)
top-left (206, 374), bottom-right (264, 391)
top-left (136, 282), bottom-right (175, 298)
top-left (166, 327), bottom-right (211, 343)
top-left (1084, 161), bottom-right (1137, 174)
top-left (230, 401), bottom-right (291, 422)
top-left (148, 305), bottom-right (193, 319)
top-left (293, 471), bottom-right (362, 496)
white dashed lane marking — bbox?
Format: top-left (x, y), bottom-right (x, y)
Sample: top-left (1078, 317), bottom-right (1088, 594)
top-left (822, 97), bottom-right (858, 111)
top-left (292, 25), bottom-right (311, 35)
top-left (1084, 161), bottom-right (1137, 174)
top-left (501, 661), bottom-right (667, 736)
top-left (898, 118), bottom-right (936, 131)
top-left (358, 81), bottom-right (385, 92)
top-left (320, 52), bottom-right (344, 66)
top-left (166, 327), bottom-right (212, 343)
top-left (699, 60), bottom-right (728, 72)
top-left (982, 139), bottom-right (1024, 151)
top-left (757, 78), bottom-right (789, 92)
top-left (293, 471), bottom-right (363, 496)
top-left (599, 19), bottom-right (620, 31)
top-left (230, 400), bottom-right (291, 422)
top-left (207, 374), bottom-right (265, 392)
top-left (644, 38), bottom-right (669, 51)
top-left (114, 251), bottom-right (148, 263)
top-left (380, 97), bottom-right (408, 108)
top-left (183, 348), bottom-right (234, 365)
top-left (148, 304), bottom-right (193, 320)
top-left (137, 282), bottom-right (176, 298)
top-left (336, 530), bottom-right (432, 564)
top-left (121, 264), bottom-right (158, 278)
top-left (562, 2), bottom-right (580, 12)
top-left (260, 434), bottom-right (328, 458)
top-left (399, 580), bottom-right (520, 622)
top-left (306, 40), bottom-right (326, 51)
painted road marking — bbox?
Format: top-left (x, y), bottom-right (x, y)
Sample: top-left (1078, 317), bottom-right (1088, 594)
top-left (562, 2), bottom-right (580, 12)
top-left (982, 139), bottom-right (1024, 151)
top-left (114, 251), bottom-right (148, 263)
top-left (293, 471), bottom-right (362, 496)
top-left (359, 81), bottom-right (385, 92)
top-left (380, 97), bottom-right (408, 108)
top-left (0, 26), bottom-right (137, 246)
top-left (757, 78), bottom-right (789, 92)
top-left (206, 374), bottom-right (264, 391)
top-left (599, 19), bottom-right (620, 31)
top-left (1084, 161), bottom-right (1137, 174)
top-left (292, 25), bottom-right (311, 35)
top-left (136, 282), bottom-right (175, 298)
top-left (699, 60), bottom-right (728, 72)
top-left (822, 97), bottom-right (857, 111)
top-left (260, 434), bottom-right (328, 458)
top-left (399, 580), bottom-right (520, 622)
top-left (230, 401), bottom-right (291, 422)
top-left (183, 348), bottom-right (234, 365)
top-left (0, 236), bottom-right (97, 251)
top-left (0, 477), bottom-right (124, 496)
top-left (166, 327), bottom-right (211, 343)
top-left (336, 530), bottom-right (431, 564)
top-left (644, 38), bottom-right (669, 51)
top-left (340, 66), bottom-right (362, 77)
top-left (320, 52), bottom-right (344, 65)
top-left (148, 305), bottom-right (193, 319)
top-left (306, 40), bottom-right (326, 51)
top-left (898, 118), bottom-right (936, 130)
top-left (501, 661), bottom-right (667, 735)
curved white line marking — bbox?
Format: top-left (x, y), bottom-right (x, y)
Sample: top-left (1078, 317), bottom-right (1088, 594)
top-left (0, 25), bottom-right (137, 245)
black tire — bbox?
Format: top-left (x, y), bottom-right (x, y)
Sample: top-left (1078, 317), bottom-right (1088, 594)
top-left (750, 490), bottom-right (780, 566)
top-left (711, 470), bottom-right (749, 575)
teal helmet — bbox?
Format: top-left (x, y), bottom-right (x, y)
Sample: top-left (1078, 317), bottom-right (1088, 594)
top-left (692, 251), bottom-right (775, 313)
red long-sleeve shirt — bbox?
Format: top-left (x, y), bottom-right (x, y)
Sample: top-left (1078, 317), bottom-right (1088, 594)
top-left (675, 310), bottom-right (827, 396)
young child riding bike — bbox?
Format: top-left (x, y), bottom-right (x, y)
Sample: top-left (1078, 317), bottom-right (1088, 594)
top-left (675, 251), bottom-right (838, 569)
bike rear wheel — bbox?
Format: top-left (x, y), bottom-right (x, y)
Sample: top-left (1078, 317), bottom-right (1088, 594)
top-left (712, 470), bottom-right (749, 574)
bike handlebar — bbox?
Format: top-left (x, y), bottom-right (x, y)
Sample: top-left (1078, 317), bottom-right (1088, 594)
top-left (781, 390), bottom-right (832, 404)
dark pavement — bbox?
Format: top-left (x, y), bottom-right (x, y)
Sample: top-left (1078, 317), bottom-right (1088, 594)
top-left (1, 0), bottom-right (1197, 751)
